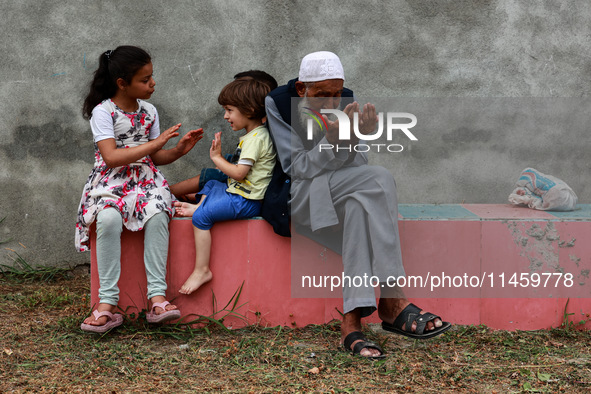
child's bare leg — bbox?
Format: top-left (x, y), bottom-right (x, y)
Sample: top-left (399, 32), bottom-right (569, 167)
top-left (179, 227), bottom-right (213, 294)
top-left (169, 175), bottom-right (200, 201)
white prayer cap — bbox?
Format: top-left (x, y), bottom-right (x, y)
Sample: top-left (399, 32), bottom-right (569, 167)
top-left (298, 51), bottom-right (345, 82)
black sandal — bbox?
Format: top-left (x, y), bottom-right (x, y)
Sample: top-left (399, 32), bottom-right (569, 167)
top-left (382, 303), bottom-right (451, 339)
top-left (343, 331), bottom-right (386, 359)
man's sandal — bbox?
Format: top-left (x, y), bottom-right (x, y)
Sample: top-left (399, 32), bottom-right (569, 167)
top-left (80, 310), bottom-right (124, 333)
top-left (343, 331), bottom-right (386, 360)
top-left (146, 301), bottom-right (181, 324)
top-left (381, 303), bottom-right (451, 339)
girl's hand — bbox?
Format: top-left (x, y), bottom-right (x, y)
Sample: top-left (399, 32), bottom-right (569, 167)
top-left (153, 123), bottom-right (182, 149)
top-left (176, 128), bottom-right (204, 156)
top-left (209, 132), bottom-right (222, 160)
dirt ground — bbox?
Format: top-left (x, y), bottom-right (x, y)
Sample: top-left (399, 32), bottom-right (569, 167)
top-left (1, 269), bottom-right (590, 393)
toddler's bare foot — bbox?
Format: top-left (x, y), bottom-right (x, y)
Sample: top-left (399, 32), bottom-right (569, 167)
top-left (174, 201), bottom-right (199, 217)
top-left (179, 269), bottom-right (213, 294)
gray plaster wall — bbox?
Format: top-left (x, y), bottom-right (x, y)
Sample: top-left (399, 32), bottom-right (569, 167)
top-left (0, 0), bottom-right (589, 267)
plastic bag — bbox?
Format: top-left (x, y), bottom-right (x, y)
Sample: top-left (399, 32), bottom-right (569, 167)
top-left (508, 168), bottom-right (578, 211)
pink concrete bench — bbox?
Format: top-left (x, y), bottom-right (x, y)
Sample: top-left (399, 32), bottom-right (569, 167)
top-left (90, 204), bottom-right (591, 331)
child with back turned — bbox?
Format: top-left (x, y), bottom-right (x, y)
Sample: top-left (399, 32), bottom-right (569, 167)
top-left (174, 77), bottom-right (276, 294)
top-left (76, 45), bottom-right (203, 332)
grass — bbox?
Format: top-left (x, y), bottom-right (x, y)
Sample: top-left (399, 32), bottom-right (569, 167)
top-left (561, 298), bottom-right (591, 332)
top-left (0, 252), bottom-right (70, 283)
top-left (1, 268), bottom-right (590, 392)
top-left (110, 282), bottom-right (249, 341)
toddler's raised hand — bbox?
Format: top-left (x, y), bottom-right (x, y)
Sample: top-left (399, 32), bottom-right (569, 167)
top-left (209, 131), bottom-right (223, 160)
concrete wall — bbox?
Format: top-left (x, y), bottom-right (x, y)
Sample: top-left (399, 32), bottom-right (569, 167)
top-left (0, 0), bottom-right (589, 267)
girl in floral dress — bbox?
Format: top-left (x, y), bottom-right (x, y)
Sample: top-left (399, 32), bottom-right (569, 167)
top-left (76, 46), bottom-right (203, 333)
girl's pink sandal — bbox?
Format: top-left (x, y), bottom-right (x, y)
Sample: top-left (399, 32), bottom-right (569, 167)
top-left (146, 301), bottom-right (181, 324)
top-left (80, 310), bottom-right (124, 333)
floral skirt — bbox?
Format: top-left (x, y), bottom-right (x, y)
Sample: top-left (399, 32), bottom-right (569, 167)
top-left (75, 160), bottom-right (174, 252)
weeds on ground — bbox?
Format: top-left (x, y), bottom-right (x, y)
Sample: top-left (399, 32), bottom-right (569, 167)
top-left (560, 298), bottom-right (591, 333)
top-left (0, 252), bottom-right (70, 283)
top-left (0, 215), bottom-right (68, 283)
top-left (1, 266), bottom-right (591, 392)
top-left (109, 281), bottom-right (249, 341)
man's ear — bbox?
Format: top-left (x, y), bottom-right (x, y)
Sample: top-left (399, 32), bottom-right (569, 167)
top-left (295, 81), bottom-right (307, 98)
top-left (116, 78), bottom-right (127, 90)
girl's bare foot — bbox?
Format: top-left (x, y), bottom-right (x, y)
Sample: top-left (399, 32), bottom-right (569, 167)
top-left (179, 269), bottom-right (213, 295)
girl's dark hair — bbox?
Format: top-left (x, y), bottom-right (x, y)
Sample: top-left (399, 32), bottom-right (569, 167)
top-left (218, 78), bottom-right (272, 120)
top-left (82, 45), bottom-right (151, 119)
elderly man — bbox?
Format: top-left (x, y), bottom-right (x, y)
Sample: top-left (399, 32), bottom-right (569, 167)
top-left (265, 51), bottom-right (451, 358)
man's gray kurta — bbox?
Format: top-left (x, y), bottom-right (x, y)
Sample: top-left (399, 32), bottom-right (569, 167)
top-left (265, 94), bottom-right (406, 317)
